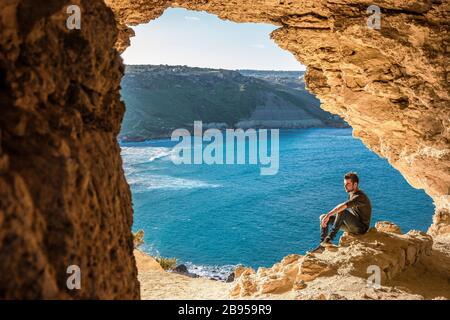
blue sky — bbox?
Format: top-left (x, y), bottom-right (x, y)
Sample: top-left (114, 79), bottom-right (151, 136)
top-left (121, 8), bottom-right (305, 71)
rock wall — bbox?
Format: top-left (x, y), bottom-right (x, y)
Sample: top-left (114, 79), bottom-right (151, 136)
top-left (0, 0), bottom-right (139, 299)
top-left (106, 0), bottom-right (450, 236)
top-left (0, 0), bottom-right (448, 299)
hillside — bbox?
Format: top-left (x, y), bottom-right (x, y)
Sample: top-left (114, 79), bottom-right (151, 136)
top-left (119, 65), bottom-right (348, 141)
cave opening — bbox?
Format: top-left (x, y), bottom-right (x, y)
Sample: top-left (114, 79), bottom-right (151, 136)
top-left (117, 8), bottom-right (434, 279)
top-left (1, 0), bottom-right (448, 300)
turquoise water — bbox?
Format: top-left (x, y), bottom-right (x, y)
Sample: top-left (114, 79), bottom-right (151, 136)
top-left (120, 128), bottom-right (434, 278)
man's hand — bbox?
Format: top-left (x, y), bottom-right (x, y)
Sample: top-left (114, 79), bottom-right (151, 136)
top-left (321, 214), bottom-right (330, 228)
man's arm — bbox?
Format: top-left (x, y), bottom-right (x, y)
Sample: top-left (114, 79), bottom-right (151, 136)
top-left (326, 202), bottom-right (348, 217)
top-left (321, 202), bottom-right (348, 227)
top-left (327, 193), bottom-right (362, 217)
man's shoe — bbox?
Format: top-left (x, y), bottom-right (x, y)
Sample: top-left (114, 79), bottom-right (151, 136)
top-left (321, 236), bottom-right (333, 247)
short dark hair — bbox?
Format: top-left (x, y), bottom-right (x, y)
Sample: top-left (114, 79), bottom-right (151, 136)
top-left (344, 172), bottom-right (359, 184)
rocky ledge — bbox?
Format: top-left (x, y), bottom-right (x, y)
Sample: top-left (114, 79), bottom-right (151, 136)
top-left (229, 221), bottom-right (450, 300)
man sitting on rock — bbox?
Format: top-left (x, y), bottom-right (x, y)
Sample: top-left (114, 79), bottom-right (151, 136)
top-left (320, 172), bottom-right (372, 246)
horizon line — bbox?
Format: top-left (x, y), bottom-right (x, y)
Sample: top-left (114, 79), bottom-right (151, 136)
top-left (124, 63), bottom-right (306, 72)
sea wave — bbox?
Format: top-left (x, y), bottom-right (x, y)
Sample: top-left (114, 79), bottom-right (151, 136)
top-left (139, 243), bottom-right (161, 258)
top-left (121, 146), bottom-right (173, 165)
top-left (183, 262), bottom-right (237, 281)
top-left (138, 247), bottom-right (236, 281)
top-left (126, 174), bottom-right (221, 191)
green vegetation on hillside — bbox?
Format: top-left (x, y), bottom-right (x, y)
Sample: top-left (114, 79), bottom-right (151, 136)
top-left (119, 65), bottom-right (346, 141)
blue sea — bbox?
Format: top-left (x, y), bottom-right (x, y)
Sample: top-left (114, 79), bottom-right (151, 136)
top-left (120, 128), bottom-right (434, 279)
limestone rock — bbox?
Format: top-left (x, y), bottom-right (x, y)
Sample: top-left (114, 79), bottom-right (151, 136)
top-left (260, 274), bottom-right (292, 294)
top-left (293, 280), bottom-right (307, 290)
top-left (376, 221), bottom-right (403, 234)
top-left (234, 265), bottom-right (255, 278)
top-left (281, 254), bottom-right (302, 266)
top-left (230, 222), bottom-right (433, 297)
top-left (298, 256), bottom-right (336, 282)
top-left (230, 273), bottom-right (258, 297)
top-left (134, 250), bottom-right (164, 272)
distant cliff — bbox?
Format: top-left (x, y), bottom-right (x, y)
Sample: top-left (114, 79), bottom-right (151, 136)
top-left (119, 65), bottom-right (348, 141)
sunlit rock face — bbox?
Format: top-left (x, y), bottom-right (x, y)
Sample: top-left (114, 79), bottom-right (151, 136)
top-left (230, 223), bottom-right (435, 299)
top-left (0, 0), bottom-right (448, 300)
top-left (106, 0), bottom-right (449, 236)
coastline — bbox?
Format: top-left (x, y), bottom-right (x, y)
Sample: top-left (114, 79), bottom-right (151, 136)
top-left (119, 125), bottom-right (351, 144)
top-left (134, 249), bottom-right (298, 300)
top-left (134, 249), bottom-right (234, 300)
top-left (135, 229), bottom-right (450, 300)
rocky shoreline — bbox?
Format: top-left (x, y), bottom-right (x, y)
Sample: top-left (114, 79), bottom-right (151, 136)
top-left (136, 221), bottom-right (450, 300)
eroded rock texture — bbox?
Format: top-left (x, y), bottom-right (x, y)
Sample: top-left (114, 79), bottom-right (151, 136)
top-left (106, 0), bottom-right (450, 237)
top-left (0, 0), bottom-right (139, 299)
top-left (0, 0), bottom-right (448, 300)
top-left (230, 222), bottom-right (435, 298)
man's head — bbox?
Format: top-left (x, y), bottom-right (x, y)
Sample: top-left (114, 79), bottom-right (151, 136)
top-left (344, 172), bottom-right (359, 193)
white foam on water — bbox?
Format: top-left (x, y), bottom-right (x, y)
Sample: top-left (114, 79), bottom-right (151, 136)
top-left (121, 145), bottom-right (221, 191)
top-left (139, 243), bottom-right (161, 258)
top-left (183, 262), bottom-right (237, 281)
top-left (148, 147), bottom-right (173, 162)
top-left (121, 146), bottom-right (173, 165)
top-left (138, 248), bottom-right (235, 281)
top-left (127, 174), bottom-right (221, 191)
